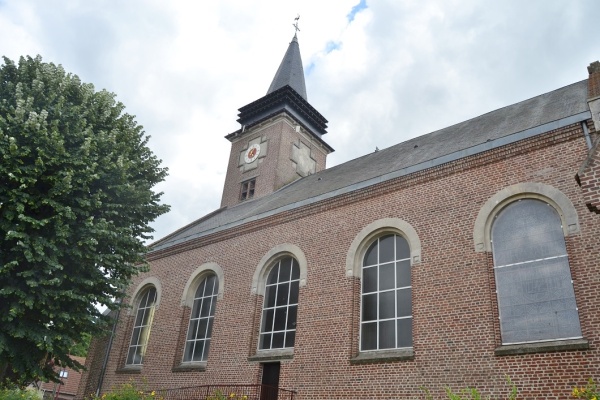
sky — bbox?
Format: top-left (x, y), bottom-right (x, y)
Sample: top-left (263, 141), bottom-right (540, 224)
top-left (1, 0), bottom-right (599, 242)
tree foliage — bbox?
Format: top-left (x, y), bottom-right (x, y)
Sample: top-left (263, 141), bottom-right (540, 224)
top-left (0, 55), bottom-right (169, 387)
top-left (68, 332), bottom-right (92, 358)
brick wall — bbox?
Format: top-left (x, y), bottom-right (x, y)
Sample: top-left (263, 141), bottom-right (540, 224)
top-left (76, 335), bottom-right (109, 399)
top-left (83, 121), bottom-right (600, 400)
top-left (588, 61), bottom-right (600, 99)
top-left (578, 62), bottom-right (600, 213)
top-left (577, 125), bottom-right (600, 213)
top-left (38, 356), bottom-right (86, 400)
top-left (220, 114), bottom-right (329, 208)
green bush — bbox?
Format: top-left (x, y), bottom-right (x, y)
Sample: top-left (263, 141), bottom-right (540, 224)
top-left (206, 391), bottom-right (248, 400)
top-left (0, 388), bottom-right (42, 400)
top-left (572, 378), bottom-right (599, 400)
top-left (90, 381), bottom-right (161, 400)
top-left (422, 376), bottom-right (517, 400)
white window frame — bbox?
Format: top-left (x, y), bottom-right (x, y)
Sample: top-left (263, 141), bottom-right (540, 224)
top-left (258, 257), bottom-right (300, 350)
top-left (359, 234), bottom-right (412, 352)
top-left (126, 286), bottom-right (157, 365)
top-left (182, 274), bottom-right (219, 362)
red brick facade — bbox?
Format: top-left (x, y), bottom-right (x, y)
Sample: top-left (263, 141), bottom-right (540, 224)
top-left (76, 316), bottom-right (114, 399)
top-left (220, 114), bottom-right (330, 208)
top-left (79, 118), bottom-right (600, 399)
top-left (40, 356), bottom-right (86, 400)
top-left (577, 137), bottom-right (600, 214)
top-left (579, 62), bottom-right (600, 213)
top-left (77, 58), bottom-right (600, 399)
top-left (588, 61), bottom-right (600, 99)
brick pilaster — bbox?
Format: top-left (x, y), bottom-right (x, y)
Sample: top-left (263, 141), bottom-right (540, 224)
top-left (576, 132), bottom-right (600, 213)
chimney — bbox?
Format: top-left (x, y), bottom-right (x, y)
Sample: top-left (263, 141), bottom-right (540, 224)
top-left (588, 61), bottom-right (600, 131)
top-left (588, 61), bottom-right (600, 98)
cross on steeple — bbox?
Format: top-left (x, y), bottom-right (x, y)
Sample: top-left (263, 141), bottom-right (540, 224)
top-left (293, 15), bottom-right (300, 36)
top-left (266, 17), bottom-right (307, 99)
top-left (221, 27), bottom-right (333, 208)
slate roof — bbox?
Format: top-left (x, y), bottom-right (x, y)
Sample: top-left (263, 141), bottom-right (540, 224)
top-left (231, 86), bottom-right (331, 144)
top-left (150, 79), bottom-right (591, 252)
top-left (267, 35), bottom-right (307, 100)
top-left (231, 34), bottom-right (331, 151)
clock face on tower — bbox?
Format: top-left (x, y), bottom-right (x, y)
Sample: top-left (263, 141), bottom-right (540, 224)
top-left (244, 143), bottom-right (261, 163)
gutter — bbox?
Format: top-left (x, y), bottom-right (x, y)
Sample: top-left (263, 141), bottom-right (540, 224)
top-left (95, 306), bottom-right (121, 396)
top-left (582, 121), bottom-right (593, 149)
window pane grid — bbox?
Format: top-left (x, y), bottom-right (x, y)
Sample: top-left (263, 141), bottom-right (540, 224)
top-left (126, 287), bottom-right (157, 365)
top-left (259, 258), bottom-right (299, 350)
top-left (360, 235), bottom-right (412, 352)
top-left (240, 178), bottom-right (256, 200)
top-left (183, 275), bottom-right (218, 362)
top-left (364, 256), bottom-right (410, 268)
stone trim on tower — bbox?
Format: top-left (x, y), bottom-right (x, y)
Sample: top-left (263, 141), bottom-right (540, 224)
top-left (220, 34), bottom-right (332, 208)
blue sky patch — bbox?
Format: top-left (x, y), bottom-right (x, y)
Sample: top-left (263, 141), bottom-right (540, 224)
top-left (325, 41), bottom-right (341, 53)
top-left (347, 0), bottom-right (367, 22)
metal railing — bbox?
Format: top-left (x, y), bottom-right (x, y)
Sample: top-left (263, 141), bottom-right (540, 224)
top-left (156, 384), bottom-right (296, 400)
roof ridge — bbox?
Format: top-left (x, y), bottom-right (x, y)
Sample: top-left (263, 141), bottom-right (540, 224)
top-left (319, 79), bottom-right (590, 174)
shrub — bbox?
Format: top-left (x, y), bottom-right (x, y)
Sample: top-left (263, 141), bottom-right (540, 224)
top-left (206, 391), bottom-right (248, 400)
top-left (91, 380), bottom-right (161, 400)
top-left (0, 387), bottom-right (42, 400)
top-left (572, 379), bottom-right (599, 400)
top-left (422, 376), bottom-right (517, 400)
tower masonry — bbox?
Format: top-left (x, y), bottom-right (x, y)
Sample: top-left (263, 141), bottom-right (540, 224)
top-left (220, 34), bottom-right (334, 208)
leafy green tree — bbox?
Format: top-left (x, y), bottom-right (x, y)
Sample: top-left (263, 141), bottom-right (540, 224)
top-left (69, 332), bottom-right (92, 358)
top-left (0, 56), bottom-right (169, 387)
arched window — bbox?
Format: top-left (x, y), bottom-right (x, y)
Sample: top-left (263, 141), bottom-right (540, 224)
top-left (183, 274), bottom-right (219, 362)
top-left (492, 199), bottom-right (582, 344)
top-left (126, 286), bottom-right (157, 365)
top-left (361, 234), bottom-right (412, 351)
top-left (259, 257), bottom-right (300, 350)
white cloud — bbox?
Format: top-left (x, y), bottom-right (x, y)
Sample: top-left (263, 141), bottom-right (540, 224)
top-left (2, 0), bottom-right (599, 241)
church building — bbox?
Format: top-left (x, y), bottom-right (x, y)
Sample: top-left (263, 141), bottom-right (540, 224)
top-left (78, 33), bottom-right (600, 399)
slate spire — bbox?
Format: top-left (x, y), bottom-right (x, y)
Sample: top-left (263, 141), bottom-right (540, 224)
top-left (267, 33), bottom-right (308, 100)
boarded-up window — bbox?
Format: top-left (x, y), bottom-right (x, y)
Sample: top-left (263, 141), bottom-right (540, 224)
top-left (492, 199), bottom-right (581, 344)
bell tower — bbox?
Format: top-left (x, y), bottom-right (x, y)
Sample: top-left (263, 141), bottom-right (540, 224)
top-left (220, 32), bottom-right (334, 208)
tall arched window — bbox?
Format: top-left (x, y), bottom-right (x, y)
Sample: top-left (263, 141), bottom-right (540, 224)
top-left (183, 274), bottom-right (218, 362)
top-left (126, 286), bottom-right (157, 365)
top-left (259, 257), bottom-right (300, 350)
top-left (492, 199), bottom-right (582, 344)
top-left (361, 234), bottom-right (412, 351)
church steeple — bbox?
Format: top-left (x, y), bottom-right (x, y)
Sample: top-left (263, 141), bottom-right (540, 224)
top-left (267, 34), bottom-right (307, 100)
top-left (220, 28), bottom-right (333, 208)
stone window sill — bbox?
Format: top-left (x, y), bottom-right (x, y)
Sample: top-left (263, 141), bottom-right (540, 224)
top-left (115, 365), bottom-right (142, 374)
top-left (495, 338), bottom-right (589, 356)
top-left (248, 348), bottom-right (294, 362)
top-left (350, 348), bottom-right (414, 364)
top-left (172, 362), bottom-right (207, 372)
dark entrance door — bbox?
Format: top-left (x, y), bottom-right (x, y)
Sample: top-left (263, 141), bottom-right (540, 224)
top-left (260, 362), bottom-right (280, 400)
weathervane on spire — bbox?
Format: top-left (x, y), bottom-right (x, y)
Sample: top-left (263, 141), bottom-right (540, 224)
top-left (293, 15), bottom-right (300, 35)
